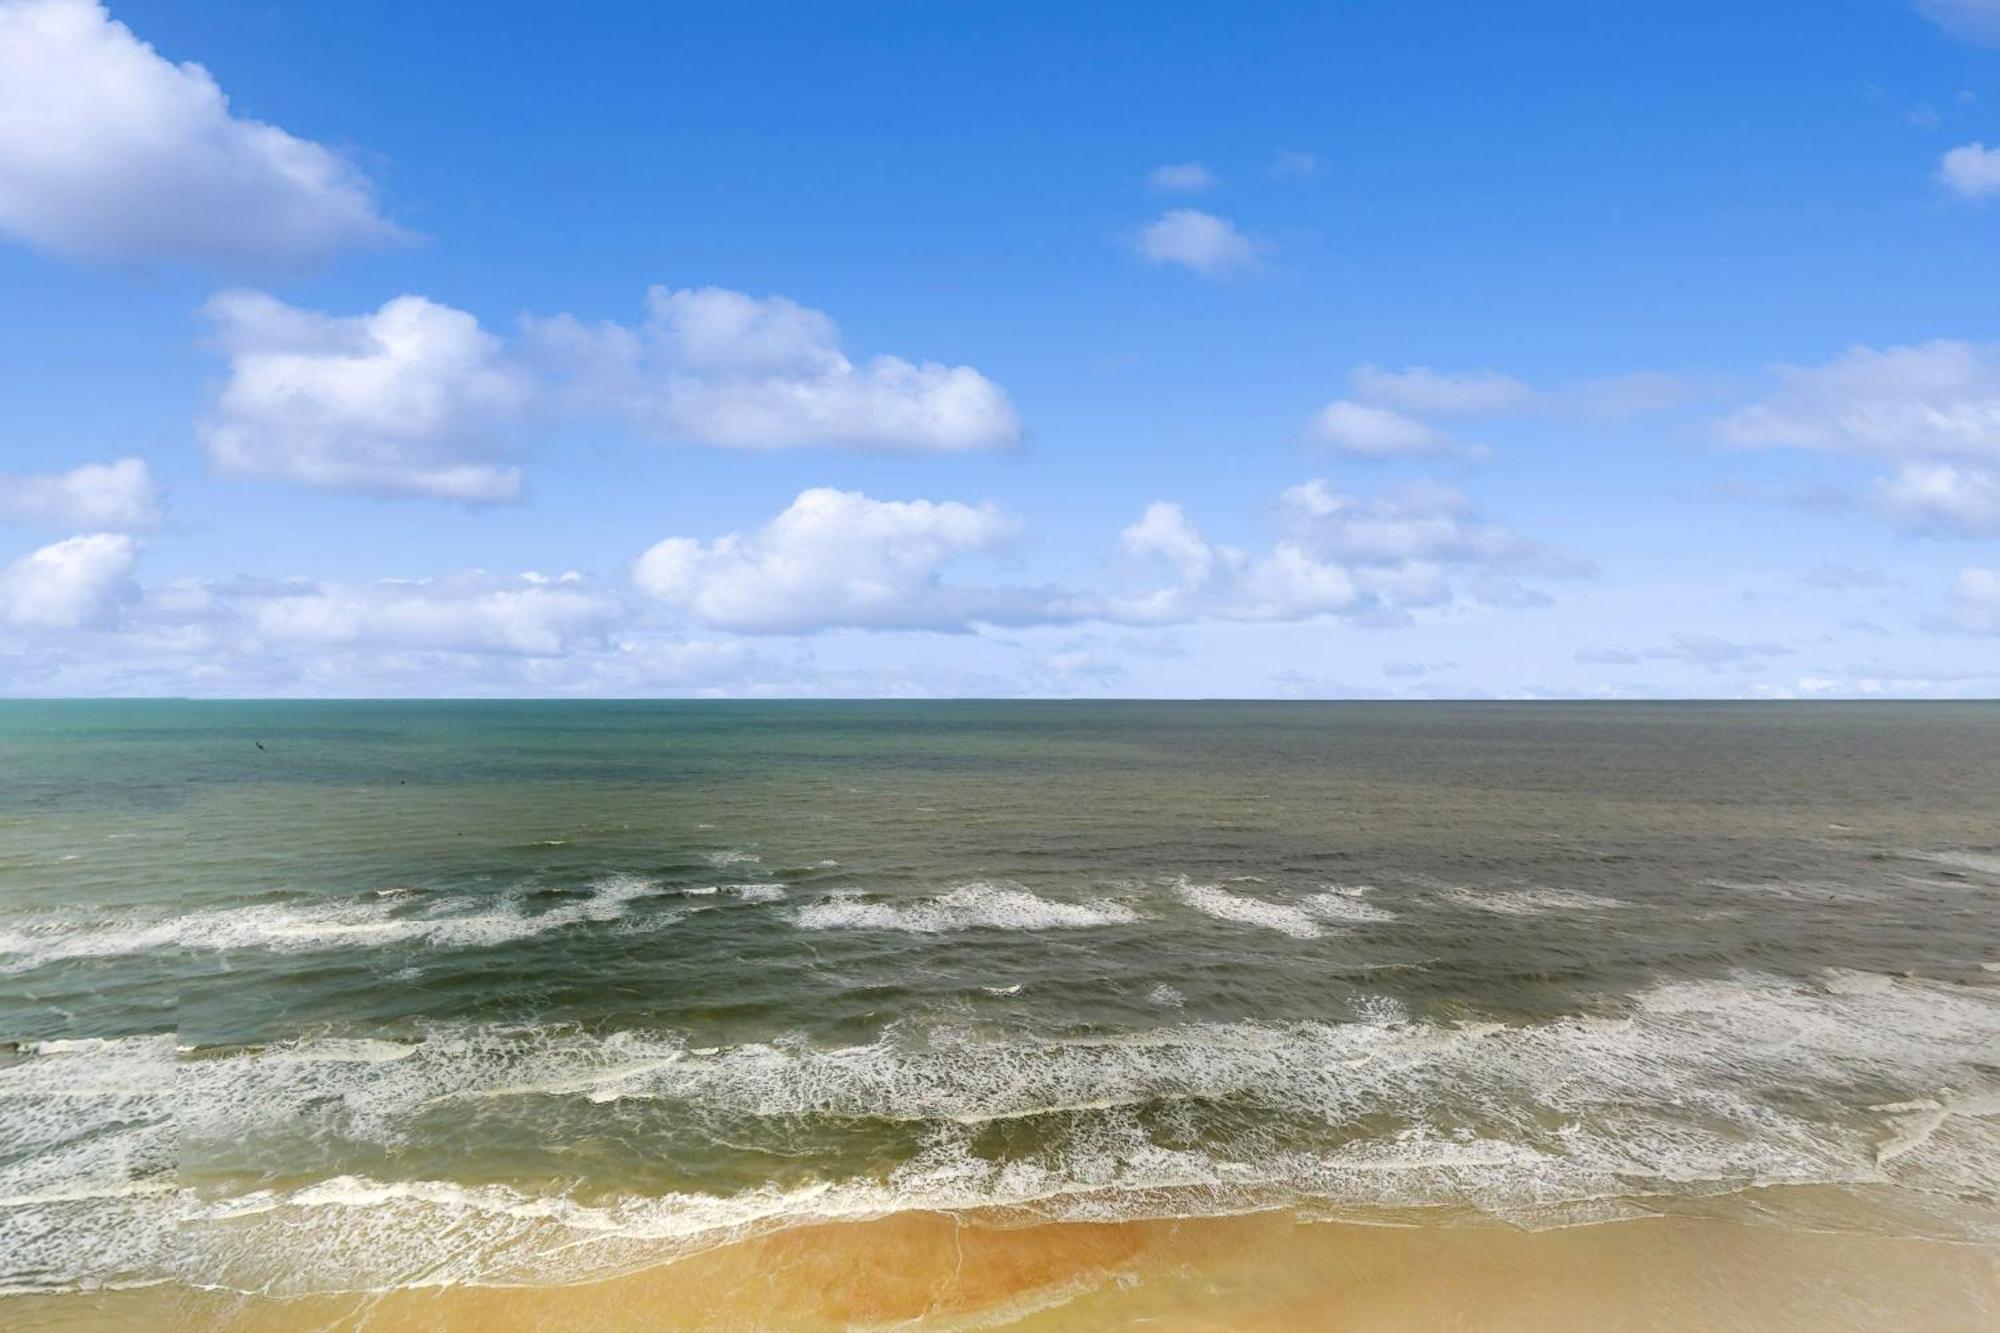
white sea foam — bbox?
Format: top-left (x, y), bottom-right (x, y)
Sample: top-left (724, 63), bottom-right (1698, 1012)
top-left (730, 883), bottom-right (788, 903)
top-left (266, 1038), bottom-right (418, 1065)
top-left (1908, 849), bottom-right (2000, 878)
top-left (0, 875), bottom-right (667, 972)
top-left (1303, 886), bottom-right (1398, 924)
top-left (704, 850), bottom-right (761, 867)
top-left (795, 883), bottom-right (1138, 934)
top-left (1440, 886), bottom-right (1627, 916)
top-left (0, 1034), bottom-right (181, 1291)
top-left (5, 972), bottom-right (1997, 1292)
top-left (138, 972), bottom-right (1995, 1179)
top-left (1350, 993), bottom-right (1410, 1025)
top-left (1174, 880), bottom-right (1324, 938)
top-left (1700, 876), bottom-right (1879, 905)
top-left (1822, 968), bottom-right (1894, 996)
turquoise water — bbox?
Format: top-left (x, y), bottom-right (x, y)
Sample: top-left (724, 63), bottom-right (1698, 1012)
top-left (2, 701), bottom-right (1997, 1293)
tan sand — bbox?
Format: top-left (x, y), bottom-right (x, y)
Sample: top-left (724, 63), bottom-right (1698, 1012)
top-left (8, 1196), bottom-right (1997, 1332)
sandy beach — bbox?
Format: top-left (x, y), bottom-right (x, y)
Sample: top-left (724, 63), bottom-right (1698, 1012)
top-left (11, 1197), bottom-right (1997, 1331)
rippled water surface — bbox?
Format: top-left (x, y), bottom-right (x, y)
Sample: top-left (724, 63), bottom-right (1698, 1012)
top-left (2, 700), bottom-right (1997, 1300)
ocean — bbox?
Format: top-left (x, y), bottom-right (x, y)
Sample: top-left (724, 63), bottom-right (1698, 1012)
top-left (2, 700), bottom-right (1997, 1329)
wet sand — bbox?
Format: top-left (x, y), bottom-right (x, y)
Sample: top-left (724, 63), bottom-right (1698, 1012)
top-left (11, 1198), bottom-right (1996, 1331)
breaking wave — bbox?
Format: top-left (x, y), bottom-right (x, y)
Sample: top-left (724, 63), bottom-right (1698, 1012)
top-left (4, 971), bottom-right (1995, 1293)
top-left (1174, 880), bottom-right (1326, 938)
top-left (795, 883), bottom-right (1138, 933)
top-left (0, 874), bottom-right (668, 973)
top-left (1438, 885), bottom-right (1628, 916)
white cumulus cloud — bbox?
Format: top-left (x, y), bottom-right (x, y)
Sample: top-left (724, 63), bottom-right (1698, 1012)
top-left (0, 0), bottom-right (404, 265)
top-left (0, 552), bottom-right (802, 697)
top-left (1117, 481), bottom-right (1584, 625)
top-left (1940, 142), bottom-right (2000, 197)
top-left (0, 458), bottom-right (162, 527)
top-left (529, 285), bottom-right (1020, 453)
top-left (0, 531), bottom-right (137, 628)
top-left (199, 284), bottom-right (1022, 496)
top-left (238, 571), bottom-right (622, 656)
top-left (1720, 339), bottom-right (2000, 535)
top-left (633, 488), bottom-right (1087, 634)
top-left (1278, 479), bottom-right (1581, 571)
top-left (1878, 462), bottom-right (2000, 535)
top-left (1721, 341), bottom-right (2000, 458)
top-left (199, 290), bottom-right (532, 502)
top-left (1133, 209), bottom-right (1261, 276)
top-left (1120, 501), bottom-right (1218, 586)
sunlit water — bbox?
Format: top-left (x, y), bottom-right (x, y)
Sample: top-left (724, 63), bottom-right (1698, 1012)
top-left (2, 701), bottom-right (1996, 1321)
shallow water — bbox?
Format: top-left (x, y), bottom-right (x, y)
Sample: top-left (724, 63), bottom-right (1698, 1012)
top-left (2, 701), bottom-right (1997, 1322)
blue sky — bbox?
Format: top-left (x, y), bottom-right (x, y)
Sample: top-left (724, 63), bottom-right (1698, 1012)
top-left (1, 0), bottom-right (1998, 697)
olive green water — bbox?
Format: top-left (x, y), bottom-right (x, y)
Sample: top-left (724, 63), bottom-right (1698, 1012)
top-left (2, 701), bottom-right (1997, 1301)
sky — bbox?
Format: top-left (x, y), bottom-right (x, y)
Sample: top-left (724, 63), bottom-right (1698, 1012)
top-left (1, 0), bottom-right (1998, 699)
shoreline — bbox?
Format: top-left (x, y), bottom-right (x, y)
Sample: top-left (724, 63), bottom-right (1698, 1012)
top-left (9, 1195), bottom-right (1996, 1331)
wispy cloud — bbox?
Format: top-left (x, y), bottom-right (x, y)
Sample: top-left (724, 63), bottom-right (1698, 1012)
top-left (1915, 0), bottom-right (2000, 48)
top-left (1146, 161), bottom-right (1217, 192)
top-left (1271, 149), bottom-right (1318, 179)
top-left (0, 458), bottom-right (163, 529)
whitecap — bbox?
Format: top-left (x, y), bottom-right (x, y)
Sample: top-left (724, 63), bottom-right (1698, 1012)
top-left (795, 883), bottom-right (1137, 934)
top-left (0, 874), bottom-right (667, 972)
top-left (1303, 886), bottom-right (1398, 924)
top-left (1440, 886), bottom-right (1627, 916)
top-left (1174, 880), bottom-right (1324, 938)
top-left (1907, 849), bottom-right (2000, 877)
